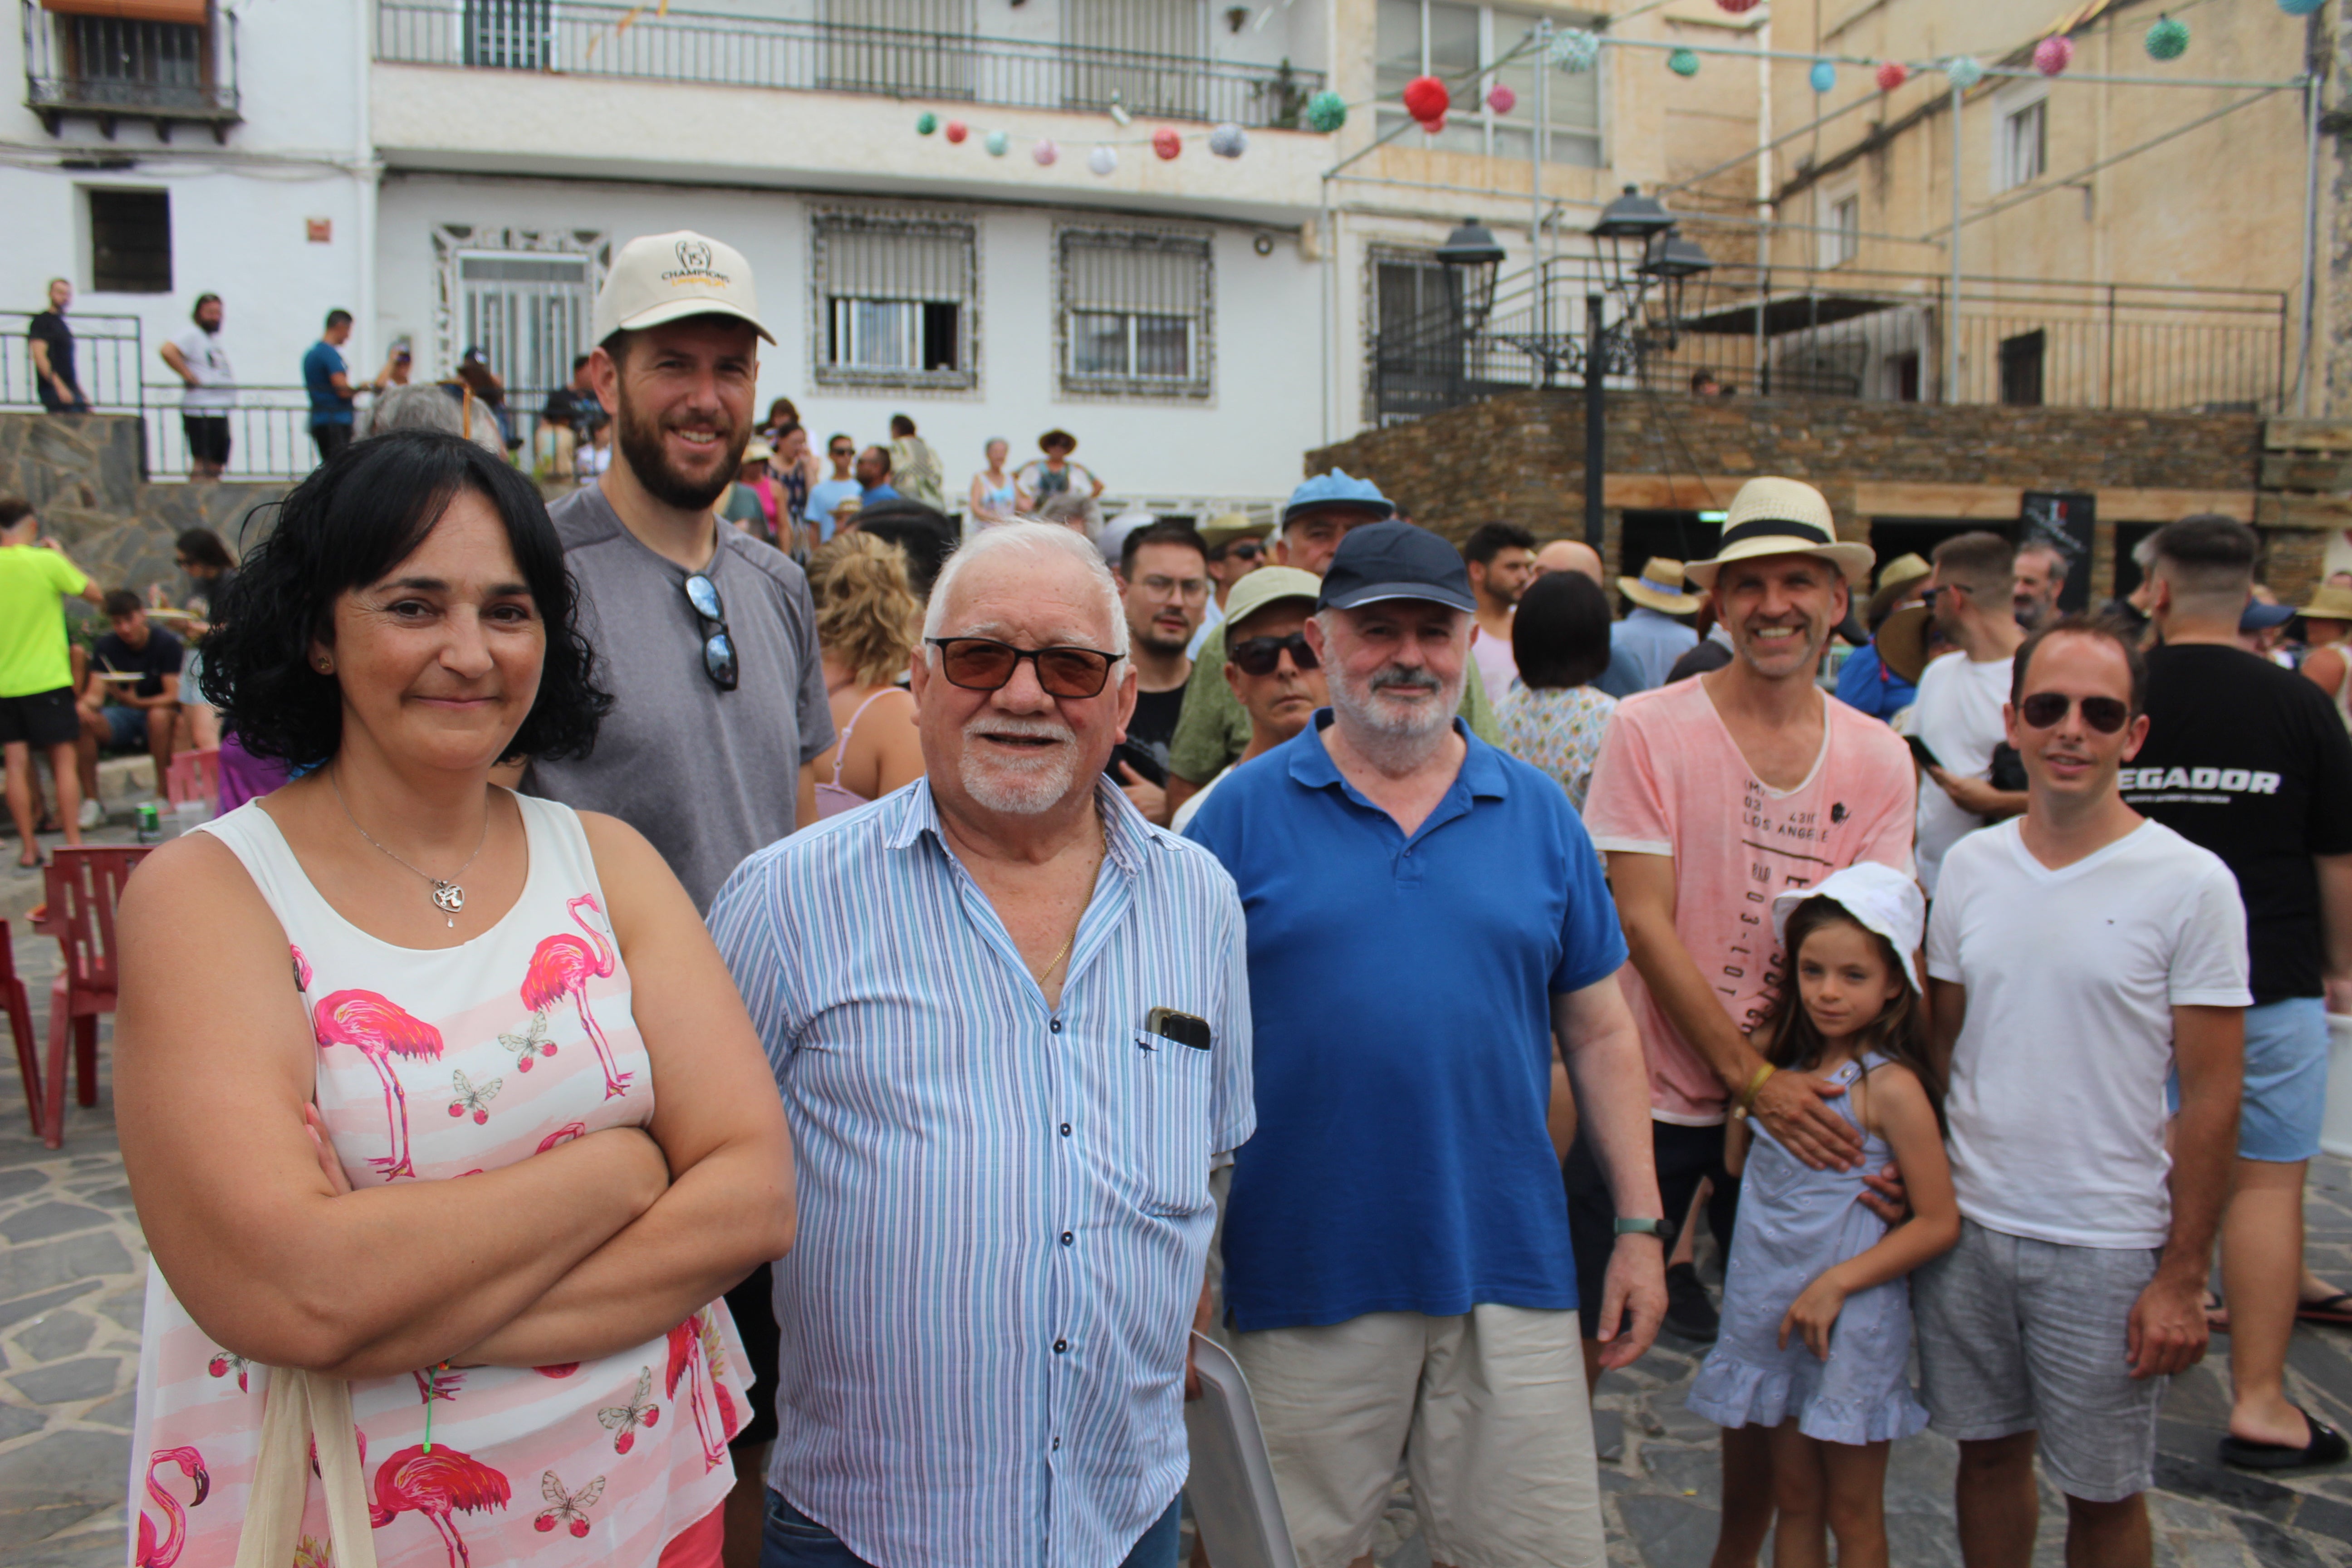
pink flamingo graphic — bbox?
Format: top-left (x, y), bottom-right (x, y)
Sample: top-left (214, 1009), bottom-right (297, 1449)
top-left (136, 1446), bottom-right (209, 1567)
top-left (666, 1312), bottom-right (731, 1473)
top-left (359, 1429), bottom-right (511, 1568)
top-left (520, 895), bottom-right (630, 1100)
top-left (312, 990), bottom-right (445, 1181)
top-left (290, 944), bottom-right (312, 993)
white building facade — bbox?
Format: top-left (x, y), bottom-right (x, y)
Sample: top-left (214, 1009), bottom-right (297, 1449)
top-left (5, 0), bottom-right (1718, 506)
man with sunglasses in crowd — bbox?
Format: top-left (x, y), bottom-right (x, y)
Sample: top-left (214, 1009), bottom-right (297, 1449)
top-left (711, 521), bottom-right (1252, 1568)
top-left (1192, 513), bottom-right (1269, 657)
top-left (526, 229), bottom-right (832, 911)
top-left (1920, 617), bottom-right (2249, 1568)
top-left (2122, 514), bottom-right (2352, 1473)
top-left (1170, 566), bottom-right (1323, 833)
top-left (805, 432), bottom-right (862, 547)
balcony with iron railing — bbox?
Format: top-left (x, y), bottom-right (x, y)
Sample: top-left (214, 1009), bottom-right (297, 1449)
top-left (20, 0), bottom-right (240, 142)
top-left (1371, 255), bottom-right (2289, 425)
top-left (374, 0), bottom-right (1322, 128)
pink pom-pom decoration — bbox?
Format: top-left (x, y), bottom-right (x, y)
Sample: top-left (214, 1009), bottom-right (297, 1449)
top-left (1152, 126), bottom-right (1182, 160)
top-left (1875, 60), bottom-right (1908, 91)
top-left (1402, 74), bottom-right (1450, 126)
top-left (944, 120), bottom-right (967, 144)
top-left (2034, 34), bottom-right (2074, 75)
top-left (1032, 138), bottom-right (1059, 166)
top-left (1485, 82), bottom-right (1516, 115)
top-left (1716, 0), bottom-right (1761, 11)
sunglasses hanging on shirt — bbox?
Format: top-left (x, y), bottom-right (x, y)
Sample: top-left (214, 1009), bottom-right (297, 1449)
top-left (683, 573), bottom-right (738, 692)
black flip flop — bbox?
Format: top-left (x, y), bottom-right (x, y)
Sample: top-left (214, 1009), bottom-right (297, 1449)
top-left (2296, 1291), bottom-right (2352, 1327)
top-left (2220, 1406), bottom-right (2350, 1470)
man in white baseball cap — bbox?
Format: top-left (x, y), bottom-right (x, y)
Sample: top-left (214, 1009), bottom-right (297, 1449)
top-left (1579, 475), bottom-right (1915, 1564)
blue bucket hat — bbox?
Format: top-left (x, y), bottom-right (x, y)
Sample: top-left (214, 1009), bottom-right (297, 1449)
top-left (1283, 468), bottom-right (1395, 527)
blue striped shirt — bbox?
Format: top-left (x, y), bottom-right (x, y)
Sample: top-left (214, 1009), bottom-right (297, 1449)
top-left (708, 777), bottom-right (1255, 1568)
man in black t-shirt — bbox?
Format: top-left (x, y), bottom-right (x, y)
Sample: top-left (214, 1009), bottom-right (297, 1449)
top-left (1109, 521), bottom-right (1210, 825)
top-left (2127, 514), bottom-right (2352, 1473)
top-left (76, 591), bottom-right (183, 789)
top-left (29, 279), bottom-right (88, 414)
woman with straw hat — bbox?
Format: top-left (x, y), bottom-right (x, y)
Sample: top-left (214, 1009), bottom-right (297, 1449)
top-left (2297, 582), bottom-right (2352, 728)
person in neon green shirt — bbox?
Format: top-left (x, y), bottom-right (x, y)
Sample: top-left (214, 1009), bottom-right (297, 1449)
top-left (0, 498), bottom-right (105, 867)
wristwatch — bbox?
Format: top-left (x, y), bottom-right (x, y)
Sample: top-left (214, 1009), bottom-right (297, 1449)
top-left (1614, 1215), bottom-right (1676, 1249)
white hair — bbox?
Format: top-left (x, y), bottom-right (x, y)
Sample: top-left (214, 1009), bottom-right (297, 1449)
top-left (924, 522), bottom-right (1129, 657)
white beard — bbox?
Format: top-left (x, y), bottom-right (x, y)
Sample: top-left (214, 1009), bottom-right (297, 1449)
top-left (1328, 662), bottom-right (1461, 770)
top-left (958, 715), bottom-right (1082, 815)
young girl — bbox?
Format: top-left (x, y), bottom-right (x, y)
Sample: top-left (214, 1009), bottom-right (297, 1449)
top-left (1686, 862), bottom-right (1960, 1568)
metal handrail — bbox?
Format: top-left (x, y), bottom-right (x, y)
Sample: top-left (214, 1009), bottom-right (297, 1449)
top-left (373, 0), bottom-right (1323, 127)
top-left (20, 0), bottom-right (240, 133)
top-left (0, 310), bottom-right (146, 412)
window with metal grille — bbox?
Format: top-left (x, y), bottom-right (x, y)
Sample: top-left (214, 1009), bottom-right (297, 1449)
top-left (60, 13), bottom-right (206, 96)
top-left (1057, 227), bottom-right (1212, 399)
top-left (463, 0), bottom-right (550, 69)
top-left (457, 252), bottom-right (590, 395)
top-left (813, 211), bottom-right (980, 391)
top-left (1374, 1), bottom-right (1602, 165)
top-left (88, 188), bottom-right (171, 294)
top-left (1063, 0), bottom-right (1207, 119)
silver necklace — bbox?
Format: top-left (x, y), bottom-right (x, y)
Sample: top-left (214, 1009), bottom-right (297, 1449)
top-left (329, 771), bottom-right (490, 928)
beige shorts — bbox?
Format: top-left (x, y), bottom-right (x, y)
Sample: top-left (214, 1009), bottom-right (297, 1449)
top-left (1229, 1304), bottom-right (1601, 1568)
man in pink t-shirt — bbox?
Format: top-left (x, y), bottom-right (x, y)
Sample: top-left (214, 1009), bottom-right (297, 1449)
top-left (1577, 477), bottom-right (1916, 1562)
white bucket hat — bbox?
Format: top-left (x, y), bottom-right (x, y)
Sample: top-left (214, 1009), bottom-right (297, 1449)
top-left (1770, 862), bottom-right (1925, 995)
top-left (593, 230), bottom-right (774, 345)
top-left (1684, 477), bottom-right (1875, 590)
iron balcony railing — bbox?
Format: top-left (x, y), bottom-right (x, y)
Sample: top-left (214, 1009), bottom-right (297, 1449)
top-left (21, 0), bottom-right (240, 140)
top-left (1372, 256), bottom-right (2288, 424)
top-left (136, 383), bottom-right (572, 483)
top-left (0, 310), bottom-right (145, 411)
top-left (375, 0), bottom-right (1322, 127)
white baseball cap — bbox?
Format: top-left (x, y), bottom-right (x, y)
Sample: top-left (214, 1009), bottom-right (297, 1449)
top-left (593, 230), bottom-right (773, 345)
top-left (1769, 862), bottom-right (1925, 995)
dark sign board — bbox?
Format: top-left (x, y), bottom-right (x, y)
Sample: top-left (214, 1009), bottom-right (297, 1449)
top-left (2020, 491), bottom-right (2096, 612)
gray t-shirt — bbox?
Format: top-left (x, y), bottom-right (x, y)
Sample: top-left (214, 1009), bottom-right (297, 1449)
top-left (527, 483), bottom-right (834, 912)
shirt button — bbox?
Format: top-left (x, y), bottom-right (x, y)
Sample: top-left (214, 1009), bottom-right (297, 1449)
top-left (1060, 1122), bottom-right (1072, 1137)
top-left (1050, 1018), bottom-right (1063, 1033)
top-left (1054, 1338), bottom-right (1068, 1354)
top-left (1060, 1231), bottom-right (1074, 1245)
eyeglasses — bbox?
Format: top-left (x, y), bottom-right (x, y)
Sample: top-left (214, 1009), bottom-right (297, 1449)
top-left (1139, 574), bottom-right (1210, 600)
top-left (926, 637), bottom-right (1123, 698)
top-left (1229, 632), bottom-right (1319, 677)
top-left (683, 573), bottom-right (738, 691)
top-left (2018, 691), bottom-right (2130, 733)
top-left (829, 445), bottom-right (853, 457)
top-left (1226, 541), bottom-right (1263, 562)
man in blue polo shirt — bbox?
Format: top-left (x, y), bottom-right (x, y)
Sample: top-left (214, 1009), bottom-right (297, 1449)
top-left (1185, 521), bottom-right (1666, 1568)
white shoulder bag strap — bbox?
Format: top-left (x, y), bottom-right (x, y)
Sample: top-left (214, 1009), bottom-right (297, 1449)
top-left (235, 1367), bottom-right (380, 1568)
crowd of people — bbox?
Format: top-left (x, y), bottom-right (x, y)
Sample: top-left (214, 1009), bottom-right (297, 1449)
top-left (0, 223), bottom-right (2343, 1568)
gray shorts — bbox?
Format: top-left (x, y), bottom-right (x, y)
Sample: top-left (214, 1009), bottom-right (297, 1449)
top-left (1913, 1218), bottom-right (2163, 1504)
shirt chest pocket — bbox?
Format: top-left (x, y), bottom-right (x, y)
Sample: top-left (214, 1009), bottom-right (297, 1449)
top-left (1109, 1035), bottom-right (1215, 1218)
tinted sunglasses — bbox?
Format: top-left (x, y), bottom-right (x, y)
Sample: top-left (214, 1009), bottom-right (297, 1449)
top-left (1229, 631), bottom-right (1319, 677)
top-left (683, 573), bottom-right (739, 692)
top-left (927, 637), bottom-right (1123, 698)
top-left (1226, 541), bottom-right (1263, 562)
top-left (2018, 692), bottom-right (2129, 733)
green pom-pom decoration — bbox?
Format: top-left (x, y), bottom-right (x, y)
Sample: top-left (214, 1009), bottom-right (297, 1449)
top-left (1550, 28), bottom-right (1601, 74)
top-left (2145, 15), bottom-right (2189, 61)
top-left (1667, 47), bottom-right (1700, 77)
top-left (1304, 90), bottom-right (1348, 134)
top-left (915, 112), bottom-right (939, 136)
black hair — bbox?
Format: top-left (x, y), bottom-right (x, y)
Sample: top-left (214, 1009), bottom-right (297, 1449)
top-left (102, 589), bottom-right (142, 618)
top-left (324, 309), bottom-right (353, 330)
top-left (175, 527), bottom-right (233, 570)
top-left (203, 429), bottom-right (610, 768)
top-left (191, 293), bottom-right (220, 321)
top-left (1122, 520), bottom-right (1209, 576)
top-left (1512, 569), bottom-right (1613, 689)
top-left (1461, 520), bottom-right (1536, 567)
top-left (890, 414), bottom-right (916, 436)
top-left (574, 353), bottom-right (594, 373)
top-left (1755, 896), bottom-right (1943, 1129)
top-left (0, 497), bottom-right (31, 531)
top-left (2010, 612), bottom-right (2148, 716)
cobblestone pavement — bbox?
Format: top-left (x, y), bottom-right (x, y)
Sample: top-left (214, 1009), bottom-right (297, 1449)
top-left (4, 843), bottom-right (2351, 1564)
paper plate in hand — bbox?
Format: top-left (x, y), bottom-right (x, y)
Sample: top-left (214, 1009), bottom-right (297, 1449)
top-left (1183, 1331), bottom-right (1298, 1568)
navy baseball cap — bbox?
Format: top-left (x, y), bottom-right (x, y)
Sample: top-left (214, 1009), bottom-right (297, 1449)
top-left (1317, 521), bottom-right (1477, 614)
top-left (2240, 598), bottom-right (2296, 633)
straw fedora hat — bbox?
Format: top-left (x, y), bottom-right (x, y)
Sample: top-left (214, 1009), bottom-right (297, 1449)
top-left (1200, 511), bottom-right (1272, 549)
top-left (2297, 583), bottom-right (2352, 622)
top-left (1683, 477), bottom-right (1876, 590)
top-left (1876, 603), bottom-right (1933, 685)
top-left (1865, 553), bottom-right (1932, 623)
top-left (1618, 557), bottom-right (1701, 615)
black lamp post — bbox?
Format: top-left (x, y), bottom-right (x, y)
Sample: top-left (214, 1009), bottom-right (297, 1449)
top-left (1578, 186), bottom-right (1710, 548)
top-left (1435, 217), bottom-right (1506, 330)
top-left (1638, 227), bottom-right (1716, 343)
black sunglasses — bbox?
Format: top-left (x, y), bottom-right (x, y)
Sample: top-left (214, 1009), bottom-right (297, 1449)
top-left (683, 573), bottom-right (738, 692)
top-left (926, 637), bottom-right (1123, 698)
top-left (2018, 691), bottom-right (2130, 733)
top-left (1229, 631), bottom-right (1319, 677)
top-left (1226, 541), bottom-right (1263, 562)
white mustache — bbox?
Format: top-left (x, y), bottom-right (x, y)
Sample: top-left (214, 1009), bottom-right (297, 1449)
top-left (1369, 667), bottom-right (1442, 694)
top-left (966, 715), bottom-right (1075, 744)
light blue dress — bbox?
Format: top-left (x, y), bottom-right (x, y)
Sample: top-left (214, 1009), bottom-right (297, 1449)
top-left (1685, 1054), bottom-right (1931, 1444)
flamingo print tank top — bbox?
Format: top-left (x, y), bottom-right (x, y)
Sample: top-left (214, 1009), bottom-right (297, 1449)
top-left (128, 793), bottom-right (748, 1568)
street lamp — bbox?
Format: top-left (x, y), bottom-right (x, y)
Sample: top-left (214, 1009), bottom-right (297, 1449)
top-left (1637, 226), bottom-right (1716, 343)
top-left (1577, 185), bottom-right (1692, 550)
top-left (1435, 217), bottom-right (1506, 328)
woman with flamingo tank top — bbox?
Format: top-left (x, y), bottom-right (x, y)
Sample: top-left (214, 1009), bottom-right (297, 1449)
top-left (128, 791), bottom-right (750, 1568)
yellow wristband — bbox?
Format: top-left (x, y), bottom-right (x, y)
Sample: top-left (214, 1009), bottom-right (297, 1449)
top-left (1735, 1062), bottom-right (1778, 1117)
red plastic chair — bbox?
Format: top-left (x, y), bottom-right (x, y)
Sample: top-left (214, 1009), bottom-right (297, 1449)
top-left (31, 846), bottom-right (152, 1148)
top-left (165, 747), bottom-right (221, 811)
top-left (1, 919), bottom-right (37, 1137)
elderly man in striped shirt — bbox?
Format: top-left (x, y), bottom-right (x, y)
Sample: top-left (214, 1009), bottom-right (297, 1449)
top-left (710, 521), bottom-right (1255, 1568)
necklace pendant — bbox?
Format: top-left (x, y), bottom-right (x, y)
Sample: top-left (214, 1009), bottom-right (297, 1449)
top-left (432, 882), bottom-right (465, 916)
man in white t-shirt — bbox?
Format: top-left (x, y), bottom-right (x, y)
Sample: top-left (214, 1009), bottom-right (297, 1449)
top-left (1918, 616), bottom-right (2248, 1568)
top-left (1910, 530), bottom-right (2026, 894)
top-left (159, 293), bottom-right (235, 480)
